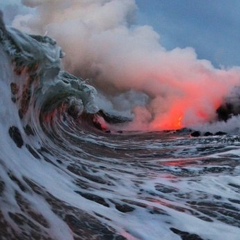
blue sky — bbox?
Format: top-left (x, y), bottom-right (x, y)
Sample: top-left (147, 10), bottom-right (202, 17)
top-left (136, 0), bottom-right (240, 68)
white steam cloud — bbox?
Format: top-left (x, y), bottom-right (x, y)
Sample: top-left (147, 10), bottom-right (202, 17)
top-left (8, 0), bottom-right (240, 131)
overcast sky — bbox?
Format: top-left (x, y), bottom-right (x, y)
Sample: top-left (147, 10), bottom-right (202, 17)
top-left (2, 0), bottom-right (240, 68)
top-left (136, 0), bottom-right (240, 68)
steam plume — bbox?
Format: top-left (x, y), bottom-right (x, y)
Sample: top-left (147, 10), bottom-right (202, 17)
top-left (10, 0), bottom-right (240, 130)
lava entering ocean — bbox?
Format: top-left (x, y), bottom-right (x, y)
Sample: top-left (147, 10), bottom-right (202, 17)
top-left (1, 2), bottom-right (240, 240)
top-left (5, 0), bottom-right (240, 132)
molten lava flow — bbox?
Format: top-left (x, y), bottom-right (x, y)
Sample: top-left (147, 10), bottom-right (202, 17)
top-left (163, 112), bottom-right (184, 130)
top-left (151, 93), bottom-right (225, 131)
top-left (175, 116), bottom-right (183, 129)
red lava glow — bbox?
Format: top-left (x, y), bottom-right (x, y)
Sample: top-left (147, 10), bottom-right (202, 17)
top-left (151, 88), bottom-right (224, 131)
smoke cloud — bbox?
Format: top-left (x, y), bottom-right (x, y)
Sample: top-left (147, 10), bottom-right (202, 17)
top-left (8, 0), bottom-right (240, 131)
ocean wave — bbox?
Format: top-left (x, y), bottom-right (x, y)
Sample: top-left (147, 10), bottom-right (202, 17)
top-left (1, 12), bottom-right (240, 240)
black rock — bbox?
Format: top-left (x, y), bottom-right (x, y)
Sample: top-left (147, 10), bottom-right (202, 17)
top-left (216, 86), bottom-right (240, 121)
top-left (190, 131), bottom-right (201, 137)
top-left (215, 131), bottom-right (226, 136)
top-left (204, 132), bottom-right (213, 136)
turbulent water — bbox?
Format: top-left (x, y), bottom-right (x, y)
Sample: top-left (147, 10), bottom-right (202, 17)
top-left (1, 14), bottom-right (240, 240)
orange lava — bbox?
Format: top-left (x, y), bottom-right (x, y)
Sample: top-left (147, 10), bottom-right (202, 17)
top-left (151, 95), bottom-right (223, 131)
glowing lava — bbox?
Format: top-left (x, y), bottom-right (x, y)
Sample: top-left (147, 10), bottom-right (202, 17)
top-left (151, 93), bottom-right (224, 131)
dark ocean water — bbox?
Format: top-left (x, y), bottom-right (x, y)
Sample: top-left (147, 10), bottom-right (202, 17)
top-left (0, 14), bottom-right (240, 240)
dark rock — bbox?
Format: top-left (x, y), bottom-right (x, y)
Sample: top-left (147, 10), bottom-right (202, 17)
top-left (204, 132), bottom-right (213, 136)
top-left (215, 131), bottom-right (226, 136)
top-left (9, 126), bottom-right (24, 148)
top-left (216, 87), bottom-right (240, 121)
top-left (190, 131), bottom-right (201, 137)
top-left (216, 103), bottom-right (233, 121)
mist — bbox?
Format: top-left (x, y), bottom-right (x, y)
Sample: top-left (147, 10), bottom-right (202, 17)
top-left (7, 0), bottom-right (240, 131)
